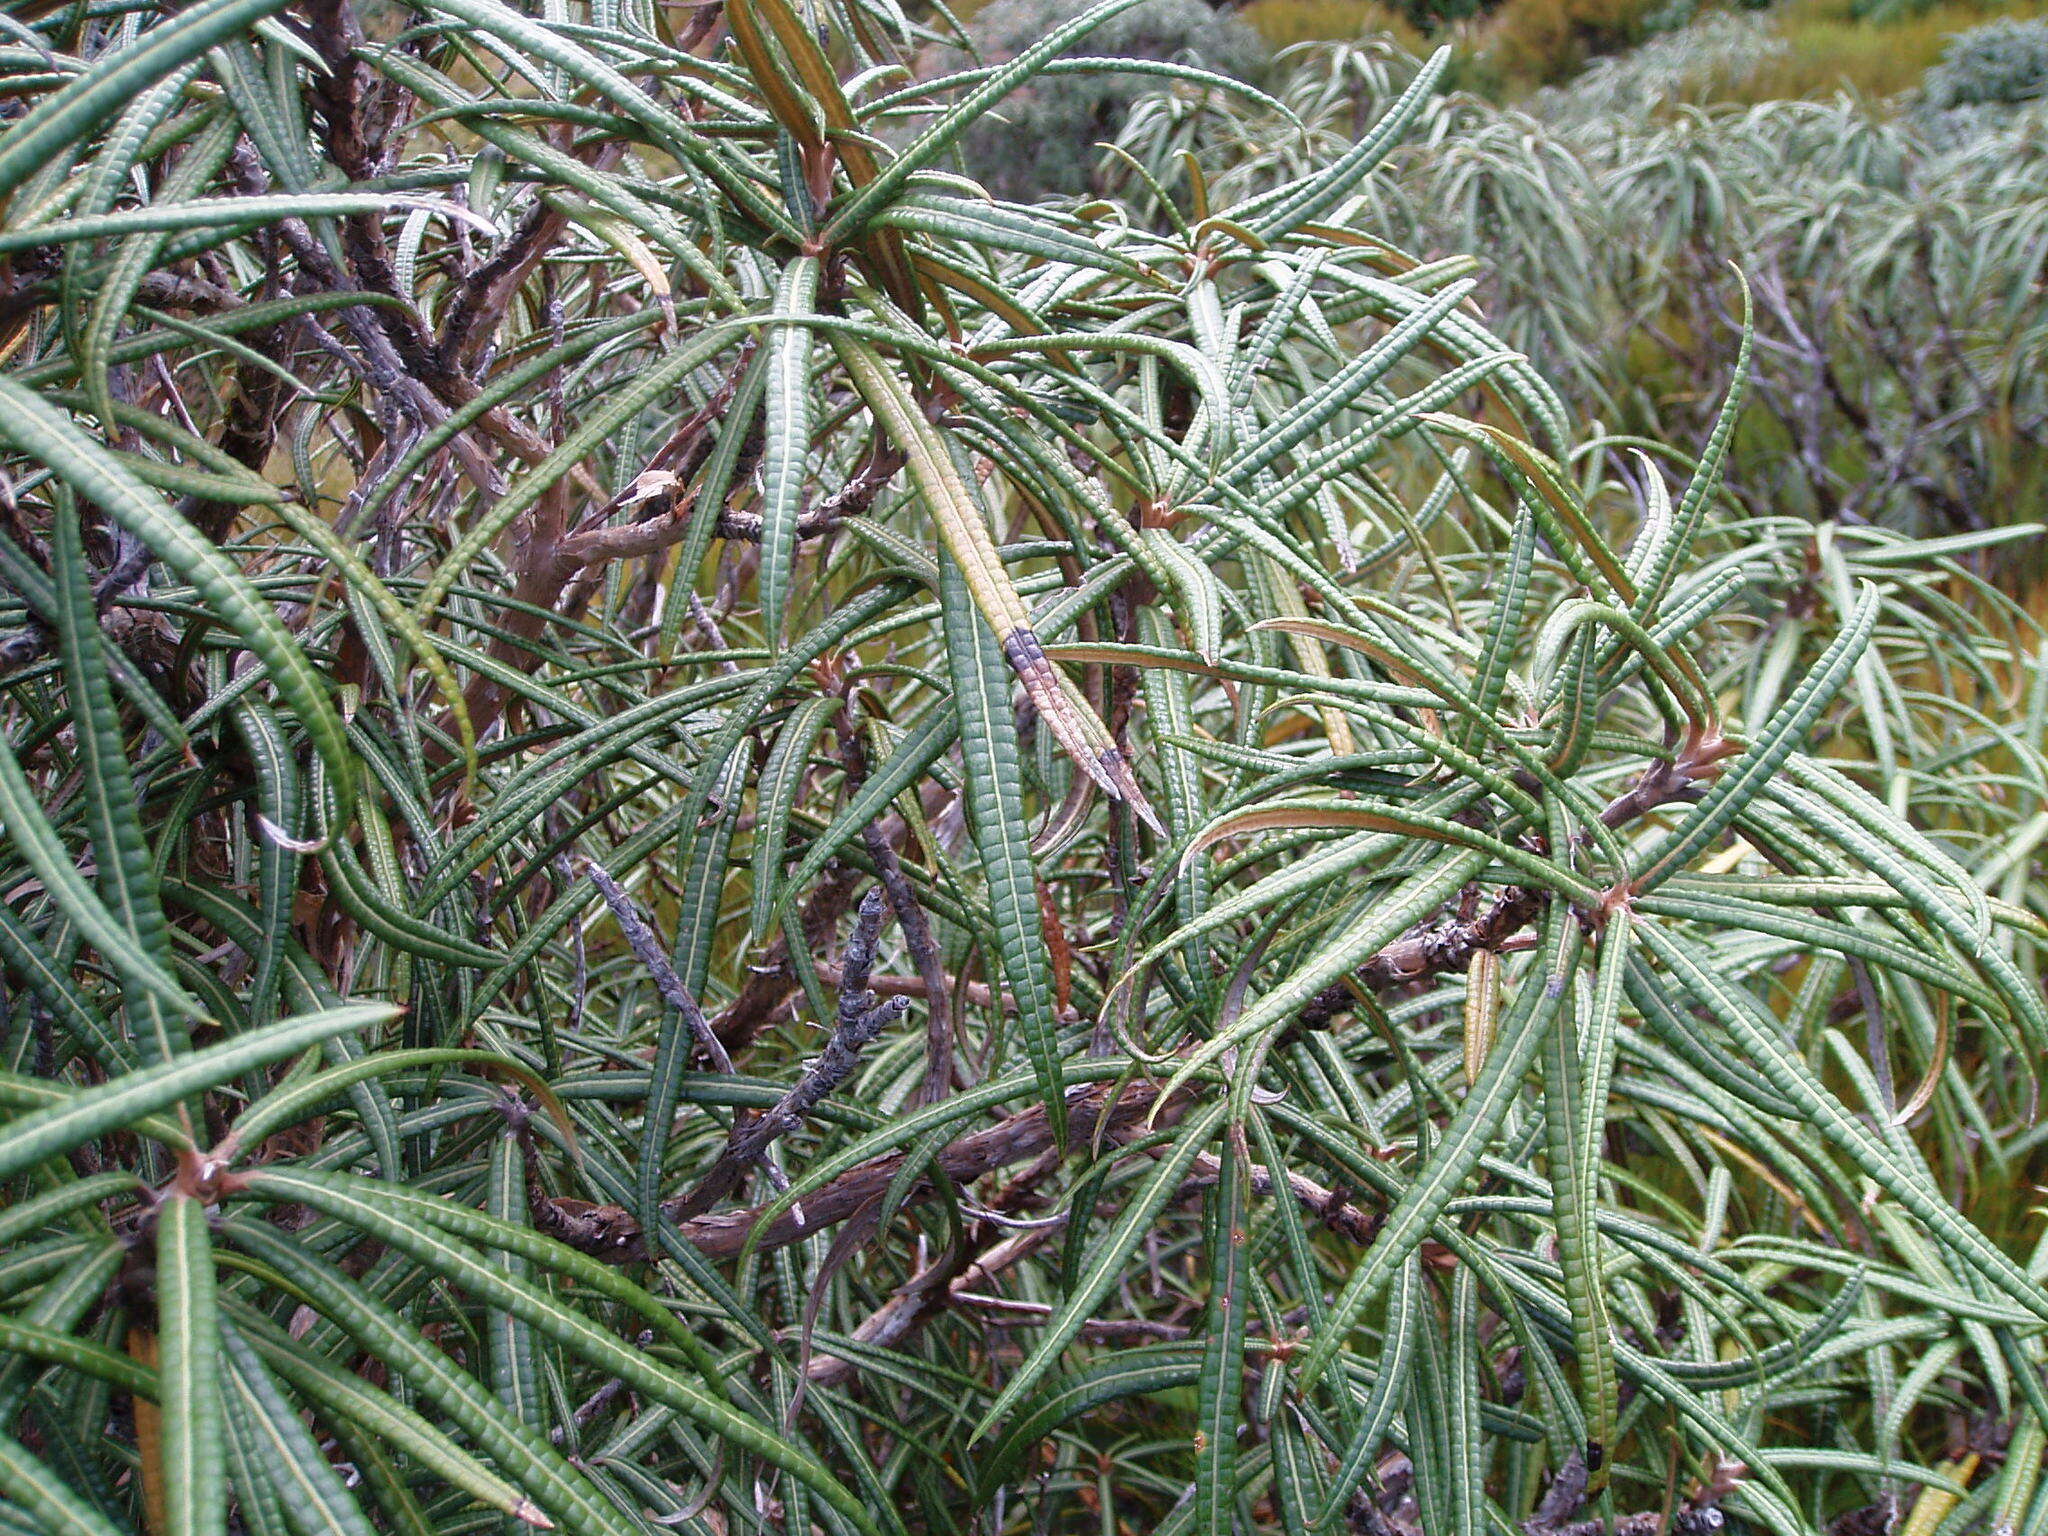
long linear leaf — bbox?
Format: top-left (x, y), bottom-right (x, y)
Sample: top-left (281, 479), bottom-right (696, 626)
top-left (975, 1099), bottom-right (1228, 1437)
top-left (0, 379), bottom-right (357, 814)
top-left (1301, 907), bottom-right (1580, 1386)
top-left (156, 1194), bottom-right (224, 1536)
top-left (940, 547), bottom-right (1069, 1141)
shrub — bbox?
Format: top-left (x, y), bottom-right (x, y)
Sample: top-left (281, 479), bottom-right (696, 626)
top-left (1920, 13), bottom-right (2048, 101)
top-left (1526, 11), bottom-right (1787, 118)
top-left (3, 6), bottom-right (2048, 1536)
top-left (946, 0), bottom-right (1270, 197)
top-left (1468, 0), bottom-right (1675, 89)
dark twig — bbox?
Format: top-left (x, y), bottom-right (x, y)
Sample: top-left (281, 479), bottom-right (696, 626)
top-left (838, 709), bottom-right (954, 1104)
top-left (0, 495), bottom-right (203, 669)
top-left (805, 1224), bottom-right (1048, 1386)
top-left (1546, 1506), bottom-right (1729, 1536)
top-left (667, 895), bottom-right (907, 1221)
top-left (759, 997), bottom-right (906, 1153)
top-left (550, 441), bottom-right (907, 569)
top-left (584, 859), bottom-right (732, 1075)
top-left (1295, 884), bottom-right (1546, 1031)
top-left (802, 1131), bottom-right (1383, 1389)
top-left (1184, 1149), bottom-right (1380, 1246)
top-left (551, 1366), bottom-right (637, 1442)
top-left (711, 858), bottom-right (866, 1053)
top-left (1533, 1513), bottom-right (1725, 1536)
top-left (534, 739), bottom-right (1745, 1273)
top-left (1523, 1449), bottom-right (1591, 1535)
top-left (837, 887), bottom-right (889, 1017)
top-left (859, 823), bottom-right (953, 1104)
top-left (687, 593), bottom-right (742, 675)
top-left (1524, 1447), bottom-right (1738, 1536)
top-left (526, 1074), bottom-right (1176, 1264)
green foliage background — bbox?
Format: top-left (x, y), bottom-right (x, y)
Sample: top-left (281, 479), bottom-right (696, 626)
top-left (1116, 26), bottom-right (2048, 550)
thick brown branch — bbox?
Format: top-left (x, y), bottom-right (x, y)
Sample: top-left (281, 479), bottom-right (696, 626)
top-left (550, 441), bottom-right (908, 571)
top-left (0, 270), bottom-right (245, 331)
top-left (1296, 738), bottom-right (1733, 1029)
top-left (529, 1076), bottom-right (1172, 1264)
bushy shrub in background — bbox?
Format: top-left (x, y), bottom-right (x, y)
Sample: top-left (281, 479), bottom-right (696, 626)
top-left (949, 0), bottom-right (1269, 196)
top-left (1119, 30), bottom-right (2048, 552)
top-left (1920, 14), bottom-right (2048, 102)
top-left (1526, 10), bottom-right (1786, 117)
top-left (1450, 0), bottom-right (1688, 91)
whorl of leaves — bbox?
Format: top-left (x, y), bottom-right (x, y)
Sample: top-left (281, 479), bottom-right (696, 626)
top-left (0, 4), bottom-right (2045, 1536)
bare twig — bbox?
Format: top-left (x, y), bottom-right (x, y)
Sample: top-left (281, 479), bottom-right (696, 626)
top-left (584, 859), bottom-right (732, 1075)
top-left (859, 822), bottom-right (953, 1105)
top-left (670, 995), bottom-right (907, 1222)
top-left (839, 708), bottom-right (954, 1105)
top-left (1523, 1447), bottom-right (1738, 1536)
top-left (711, 857), bottom-right (867, 1053)
top-left (667, 892), bottom-right (908, 1220)
top-left (534, 738), bottom-right (1742, 1276)
top-left (550, 441), bottom-right (908, 571)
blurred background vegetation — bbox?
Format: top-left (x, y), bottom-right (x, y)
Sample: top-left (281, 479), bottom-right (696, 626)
top-left (944, 0), bottom-right (2048, 585)
top-left (946, 0), bottom-right (2048, 96)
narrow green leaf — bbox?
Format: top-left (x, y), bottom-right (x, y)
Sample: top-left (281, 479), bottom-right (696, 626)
top-left (52, 503), bottom-right (186, 1063)
top-left (976, 1100), bottom-right (1228, 1438)
top-left (1636, 581), bottom-right (1879, 893)
top-left (975, 1346), bottom-right (1202, 1498)
top-left (1543, 910), bottom-right (1628, 1492)
top-left (824, 0), bottom-right (1153, 238)
top-left (227, 1307), bottom-right (554, 1529)
top-left (1315, 1258), bottom-right (1421, 1531)
top-left (1237, 45), bottom-right (1450, 237)
top-left (157, 1194), bottom-right (225, 1536)
top-left (218, 1320), bottom-right (378, 1536)
top-left (1301, 908), bottom-right (1580, 1387)
top-left (0, 1429), bottom-right (125, 1536)
top-left (760, 256), bottom-right (820, 644)
top-left (1193, 1130), bottom-right (1250, 1535)
top-left (221, 1222), bottom-right (638, 1536)
top-left (748, 694), bottom-right (842, 945)
top-left (0, 379), bottom-right (357, 818)
top-left (0, 0), bottom-right (290, 200)
top-left (1156, 848), bottom-right (1489, 1110)
top-left (235, 1170), bottom-right (878, 1533)
top-left (940, 547), bottom-right (1068, 1142)
top-left (1637, 922), bottom-right (2048, 1324)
